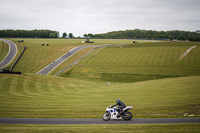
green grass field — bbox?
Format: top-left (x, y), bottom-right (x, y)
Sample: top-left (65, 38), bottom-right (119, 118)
top-left (48, 47), bottom-right (95, 75)
top-left (0, 39), bottom-right (200, 132)
top-left (0, 39), bottom-right (199, 119)
top-left (1, 124), bottom-right (200, 133)
top-left (0, 73), bottom-right (199, 118)
top-left (61, 42), bottom-right (200, 82)
top-left (11, 39), bottom-right (83, 73)
top-left (7, 38), bottom-right (145, 74)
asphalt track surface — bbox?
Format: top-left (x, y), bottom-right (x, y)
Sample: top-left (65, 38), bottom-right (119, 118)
top-left (37, 45), bottom-right (101, 75)
top-left (0, 118), bottom-right (199, 125)
top-left (0, 39), bottom-right (17, 69)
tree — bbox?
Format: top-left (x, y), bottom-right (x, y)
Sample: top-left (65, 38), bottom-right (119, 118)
top-left (69, 33), bottom-right (73, 38)
top-left (62, 32), bottom-right (67, 38)
top-left (83, 34), bottom-right (88, 38)
top-left (49, 32), bottom-right (57, 38)
top-left (88, 33), bottom-right (94, 38)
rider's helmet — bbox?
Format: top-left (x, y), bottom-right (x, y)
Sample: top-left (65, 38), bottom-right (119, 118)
top-left (116, 98), bottom-right (120, 103)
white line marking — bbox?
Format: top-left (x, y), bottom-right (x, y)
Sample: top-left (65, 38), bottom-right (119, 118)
top-left (179, 46), bottom-right (197, 61)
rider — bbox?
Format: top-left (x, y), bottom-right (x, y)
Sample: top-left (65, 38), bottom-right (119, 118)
top-left (111, 99), bottom-right (126, 117)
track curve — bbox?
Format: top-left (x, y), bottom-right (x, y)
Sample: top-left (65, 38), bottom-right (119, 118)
top-left (37, 44), bottom-right (129, 75)
top-left (0, 39), bottom-right (17, 69)
top-left (0, 118), bottom-right (199, 125)
top-left (36, 45), bottom-right (101, 75)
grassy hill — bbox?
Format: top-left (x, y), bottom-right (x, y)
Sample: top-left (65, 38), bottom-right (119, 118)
top-left (60, 42), bottom-right (200, 82)
top-left (0, 74), bottom-right (199, 118)
top-left (11, 39), bottom-right (84, 73)
top-left (0, 39), bottom-right (199, 120)
top-left (9, 38), bottom-right (143, 74)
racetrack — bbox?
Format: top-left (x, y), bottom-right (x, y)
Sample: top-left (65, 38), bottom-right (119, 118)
top-left (36, 45), bottom-right (101, 75)
top-left (0, 39), bottom-right (17, 69)
top-left (0, 118), bottom-right (199, 125)
top-left (37, 44), bottom-right (130, 75)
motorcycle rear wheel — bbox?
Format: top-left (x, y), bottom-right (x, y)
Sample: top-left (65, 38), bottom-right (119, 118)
top-left (102, 112), bottom-right (111, 121)
top-left (122, 111), bottom-right (132, 121)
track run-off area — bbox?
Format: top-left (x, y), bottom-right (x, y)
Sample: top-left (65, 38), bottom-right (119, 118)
top-left (0, 118), bottom-right (200, 125)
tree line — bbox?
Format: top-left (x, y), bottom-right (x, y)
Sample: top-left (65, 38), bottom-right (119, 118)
top-left (1, 29), bottom-right (199, 41)
top-left (84, 29), bottom-right (200, 41)
top-left (0, 29), bottom-right (59, 38)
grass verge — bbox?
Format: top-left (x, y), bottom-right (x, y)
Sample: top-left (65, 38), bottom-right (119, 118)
top-left (0, 124), bottom-right (200, 133)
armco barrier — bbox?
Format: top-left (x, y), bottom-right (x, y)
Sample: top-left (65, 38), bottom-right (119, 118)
top-left (0, 70), bottom-right (21, 74)
top-left (10, 46), bottom-right (26, 72)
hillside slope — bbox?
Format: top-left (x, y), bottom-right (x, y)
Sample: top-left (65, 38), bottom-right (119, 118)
top-left (0, 74), bottom-right (199, 118)
top-left (61, 42), bottom-right (200, 82)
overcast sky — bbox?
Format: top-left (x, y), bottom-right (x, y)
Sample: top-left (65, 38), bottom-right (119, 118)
top-left (0, 0), bottom-right (200, 37)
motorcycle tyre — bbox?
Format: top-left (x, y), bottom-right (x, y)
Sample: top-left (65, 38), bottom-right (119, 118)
top-left (122, 111), bottom-right (132, 121)
top-left (102, 112), bottom-right (111, 121)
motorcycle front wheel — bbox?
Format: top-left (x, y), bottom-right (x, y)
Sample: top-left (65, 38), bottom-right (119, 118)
top-left (122, 111), bottom-right (132, 121)
top-left (102, 112), bottom-right (111, 121)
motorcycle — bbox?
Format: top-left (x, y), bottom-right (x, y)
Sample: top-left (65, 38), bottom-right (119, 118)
top-left (102, 105), bottom-right (133, 121)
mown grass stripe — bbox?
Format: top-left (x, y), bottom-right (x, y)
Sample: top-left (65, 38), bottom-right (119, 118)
top-left (8, 77), bottom-right (20, 97)
top-left (0, 75), bottom-right (8, 93)
top-left (0, 123), bottom-right (200, 132)
top-left (0, 74), bottom-right (200, 118)
top-left (67, 43), bottom-right (200, 82)
top-left (23, 79), bottom-right (36, 96)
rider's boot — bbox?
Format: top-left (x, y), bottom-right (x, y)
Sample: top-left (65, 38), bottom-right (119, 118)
top-left (117, 110), bottom-right (121, 118)
top-left (117, 112), bottom-right (121, 118)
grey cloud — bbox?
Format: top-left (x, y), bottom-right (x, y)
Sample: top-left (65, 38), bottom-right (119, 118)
top-left (0, 0), bottom-right (199, 36)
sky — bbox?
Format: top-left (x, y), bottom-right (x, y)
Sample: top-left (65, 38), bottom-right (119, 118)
top-left (0, 0), bottom-right (200, 37)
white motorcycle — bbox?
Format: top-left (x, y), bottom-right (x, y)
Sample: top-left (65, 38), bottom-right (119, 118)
top-left (102, 105), bottom-right (133, 121)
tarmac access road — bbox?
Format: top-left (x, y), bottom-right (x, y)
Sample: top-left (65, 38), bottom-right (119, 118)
top-left (36, 45), bottom-right (101, 75)
top-left (0, 118), bottom-right (199, 125)
top-left (0, 39), bottom-right (17, 69)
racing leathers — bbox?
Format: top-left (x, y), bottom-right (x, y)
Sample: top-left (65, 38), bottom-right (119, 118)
top-left (111, 99), bottom-right (126, 117)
